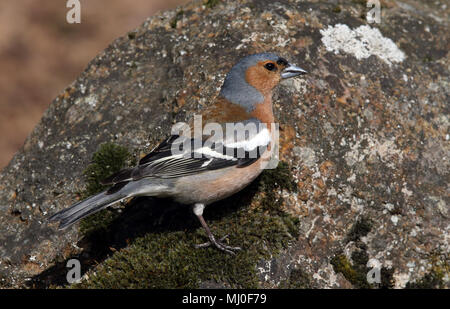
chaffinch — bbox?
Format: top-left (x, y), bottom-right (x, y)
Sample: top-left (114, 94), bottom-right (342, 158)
top-left (50, 53), bottom-right (307, 254)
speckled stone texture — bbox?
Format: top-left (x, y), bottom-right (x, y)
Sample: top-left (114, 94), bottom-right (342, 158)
top-left (0, 0), bottom-right (448, 288)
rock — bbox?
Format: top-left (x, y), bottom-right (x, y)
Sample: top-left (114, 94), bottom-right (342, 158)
top-left (0, 0), bottom-right (448, 288)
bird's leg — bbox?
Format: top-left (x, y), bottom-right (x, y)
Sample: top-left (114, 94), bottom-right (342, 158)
top-left (192, 203), bottom-right (241, 255)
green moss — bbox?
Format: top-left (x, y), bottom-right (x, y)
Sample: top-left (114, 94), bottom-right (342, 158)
top-left (260, 161), bottom-right (298, 194)
top-left (72, 161), bottom-right (299, 288)
top-left (280, 268), bottom-right (312, 289)
top-left (406, 252), bottom-right (449, 289)
top-left (406, 273), bottom-right (443, 289)
top-left (78, 143), bottom-right (134, 237)
top-left (82, 143), bottom-right (132, 197)
top-left (352, 0), bottom-right (367, 5)
top-left (127, 31), bottom-right (136, 40)
top-left (331, 247), bottom-right (395, 289)
top-left (170, 10), bottom-right (184, 29)
top-left (332, 6), bottom-right (342, 13)
top-left (346, 217), bottom-right (372, 243)
top-left (78, 208), bottom-right (121, 240)
top-left (351, 249), bottom-right (369, 266)
top-left (380, 267), bottom-right (395, 289)
top-left (204, 0), bottom-right (220, 9)
top-left (423, 56), bottom-right (433, 63)
top-left (0, 274), bottom-right (10, 288)
top-left (331, 254), bottom-right (370, 288)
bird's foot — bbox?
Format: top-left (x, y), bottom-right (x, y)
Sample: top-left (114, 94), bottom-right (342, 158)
top-left (195, 234), bottom-right (241, 255)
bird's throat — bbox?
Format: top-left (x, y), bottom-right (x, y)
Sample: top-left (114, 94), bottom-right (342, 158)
top-left (250, 93), bottom-right (275, 126)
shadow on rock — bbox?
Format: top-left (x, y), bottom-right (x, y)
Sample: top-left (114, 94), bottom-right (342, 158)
top-left (28, 185), bottom-right (256, 288)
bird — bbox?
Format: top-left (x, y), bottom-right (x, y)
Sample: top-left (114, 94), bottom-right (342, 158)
top-left (49, 52), bottom-right (307, 254)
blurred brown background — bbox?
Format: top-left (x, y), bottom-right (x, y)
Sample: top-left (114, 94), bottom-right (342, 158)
top-left (0, 0), bottom-right (190, 170)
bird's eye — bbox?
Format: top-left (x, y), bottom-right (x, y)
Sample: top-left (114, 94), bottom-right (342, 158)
top-left (264, 63), bottom-right (276, 71)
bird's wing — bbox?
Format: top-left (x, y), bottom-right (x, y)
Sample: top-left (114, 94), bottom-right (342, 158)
top-left (101, 118), bottom-right (270, 186)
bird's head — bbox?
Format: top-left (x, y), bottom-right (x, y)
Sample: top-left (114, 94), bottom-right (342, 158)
top-left (220, 53), bottom-right (307, 111)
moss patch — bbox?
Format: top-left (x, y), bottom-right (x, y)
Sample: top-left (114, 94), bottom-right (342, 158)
top-left (81, 143), bottom-right (133, 197)
top-left (127, 31), bottom-right (136, 40)
top-left (0, 274), bottom-right (11, 288)
top-left (332, 6), bottom-right (342, 13)
top-left (331, 254), bottom-right (367, 288)
top-left (351, 0), bottom-right (368, 5)
top-left (280, 267), bottom-right (312, 289)
top-left (72, 161), bottom-right (299, 288)
top-left (204, 0), bottom-right (220, 9)
top-left (331, 247), bottom-right (395, 289)
top-left (337, 217), bottom-right (395, 288)
top-left (78, 143), bottom-right (134, 237)
top-left (170, 10), bottom-right (184, 29)
top-left (346, 217), bottom-right (373, 243)
top-left (406, 251), bottom-right (449, 289)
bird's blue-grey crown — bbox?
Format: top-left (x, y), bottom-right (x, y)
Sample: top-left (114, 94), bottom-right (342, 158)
top-left (219, 53), bottom-right (306, 112)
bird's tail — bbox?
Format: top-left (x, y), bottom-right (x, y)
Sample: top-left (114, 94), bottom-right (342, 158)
top-left (48, 189), bottom-right (129, 230)
top-left (49, 178), bottom-right (173, 230)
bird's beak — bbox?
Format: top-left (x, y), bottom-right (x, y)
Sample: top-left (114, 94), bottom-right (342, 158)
top-left (281, 64), bottom-right (307, 79)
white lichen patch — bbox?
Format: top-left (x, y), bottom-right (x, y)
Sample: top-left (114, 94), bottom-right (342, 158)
top-left (257, 257), bottom-right (273, 282)
top-left (293, 146), bottom-right (317, 168)
top-left (393, 271), bottom-right (410, 288)
top-left (401, 183), bottom-right (413, 197)
top-left (429, 196), bottom-right (448, 218)
top-left (289, 77), bottom-right (309, 95)
top-left (74, 93), bottom-right (98, 108)
top-left (312, 262), bottom-right (339, 288)
top-left (344, 134), bottom-right (403, 168)
top-left (236, 11), bottom-right (292, 50)
top-left (320, 24), bottom-right (405, 66)
top-left (391, 215), bottom-right (399, 226)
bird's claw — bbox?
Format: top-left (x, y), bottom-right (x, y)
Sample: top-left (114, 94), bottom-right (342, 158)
top-left (195, 234), bottom-right (241, 255)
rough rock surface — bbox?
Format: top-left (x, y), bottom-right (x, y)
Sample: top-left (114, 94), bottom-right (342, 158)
top-left (0, 0), bottom-right (448, 288)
